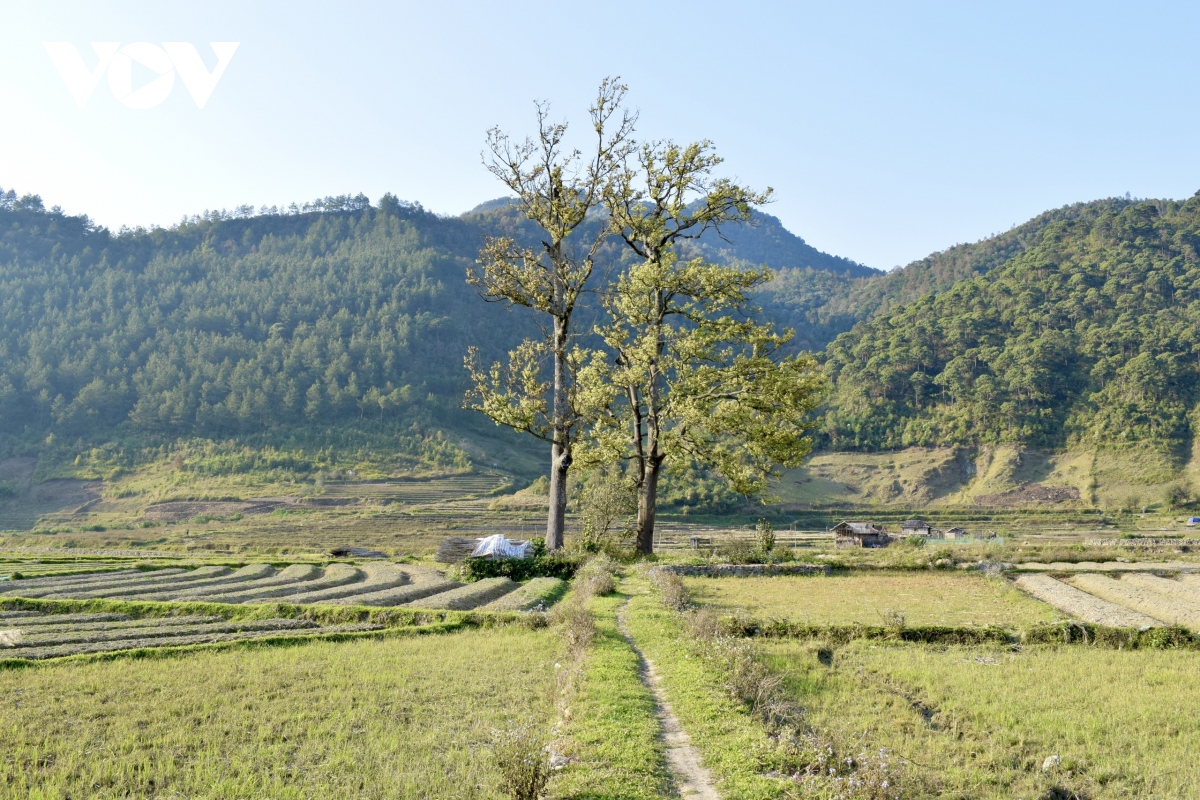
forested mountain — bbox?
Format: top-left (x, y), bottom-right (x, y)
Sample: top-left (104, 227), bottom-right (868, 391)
top-left (0, 188), bottom-right (862, 469)
top-left (685, 208), bottom-right (877, 278)
top-left (0, 190), bottom-right (537, 467)
top-left (821, 195), bottom-right (1200, 452)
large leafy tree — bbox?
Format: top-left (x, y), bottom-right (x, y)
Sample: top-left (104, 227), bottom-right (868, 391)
top-left (587, 141), bottom-right (826, 553)
top-left (465, 79), bottom-right (635, 550)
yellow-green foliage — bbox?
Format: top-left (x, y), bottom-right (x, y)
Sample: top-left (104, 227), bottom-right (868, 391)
top-left (0, 628), bottom-right (556, 798)
top-left (763, 639), bottom-right (1200, 797)
top-left (687, 572), bottom-right (1059, 628)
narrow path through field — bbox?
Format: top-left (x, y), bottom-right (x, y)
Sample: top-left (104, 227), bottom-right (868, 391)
top-left (616, 597), bottom-right (720, 800)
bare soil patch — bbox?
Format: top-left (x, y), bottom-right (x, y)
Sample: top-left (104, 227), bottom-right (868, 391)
top-left (0, 472), bottom-right (102, 531)
top-left (975, 482), bottom-right (1080, 507)
top-left (141, 498), bottom-right (296, 522)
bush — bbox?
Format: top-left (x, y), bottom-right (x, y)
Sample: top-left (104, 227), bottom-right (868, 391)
top-left (573, 555), bottom-right (617, 599)
top-left (1022, 622), bottom-right (1198, 649)
top-left (551, 600), bottom-right (596, 662)
top-left (572, 468), bottom-right (636, 554)
top-left (490, 717), bottom-right (552, 800)
top-left (716, 538), bottom-right (761, 564)
top-left (1166, 481), bottom-right (1195, 509)
top-left (648, 567), bottom-right (690, 611)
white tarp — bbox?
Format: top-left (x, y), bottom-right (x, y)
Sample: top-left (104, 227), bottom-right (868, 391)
top-left (471, 534), bottom-right (535, 560)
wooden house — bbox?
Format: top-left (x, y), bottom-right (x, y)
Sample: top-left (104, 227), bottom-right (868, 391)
top-left (900, 519), bottom-right (937, 537)
top-left (944, 527), bottom-right (968, 540)
top-left (833, 521), bottom-right (889, 549)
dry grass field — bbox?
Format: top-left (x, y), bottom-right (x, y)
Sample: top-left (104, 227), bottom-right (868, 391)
top-left (685, 571), bottom-right (1060, 628)
top-left (761, 639), bottom-right (1200, 798)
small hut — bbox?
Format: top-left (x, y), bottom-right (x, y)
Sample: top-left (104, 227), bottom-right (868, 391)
top-left (944, 526), bottom-right (968, 540)
top-left (833, 521), bottom-right (889, 549)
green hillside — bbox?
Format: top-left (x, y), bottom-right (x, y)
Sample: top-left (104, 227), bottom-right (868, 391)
top-left (821, 194), bottom-right (1200, 454)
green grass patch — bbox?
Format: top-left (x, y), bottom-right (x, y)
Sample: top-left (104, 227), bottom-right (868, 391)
top-left (549, 591), bottom-right (673, 800)
top-left (0, 626), bottom-right (557, 797)
top-left (0, 595), bottom-right (541, 632)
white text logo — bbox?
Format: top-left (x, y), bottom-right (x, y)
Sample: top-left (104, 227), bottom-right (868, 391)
top-left (44, 42), bottom-right (239, 109)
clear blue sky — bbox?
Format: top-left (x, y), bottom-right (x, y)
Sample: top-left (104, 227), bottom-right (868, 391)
top-left (2, 1), bottom-right (1197, 270)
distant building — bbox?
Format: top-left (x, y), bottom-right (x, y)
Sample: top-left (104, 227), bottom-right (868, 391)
top-left (900, 519), bottom-right (936, 537)
top-left (944, 527), bottom-right (968, 540)
top-left (833, 521), bottom-right (889, 549)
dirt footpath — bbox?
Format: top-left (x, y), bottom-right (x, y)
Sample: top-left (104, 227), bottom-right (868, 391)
top-left (617, 599), bottom-right (720, 800)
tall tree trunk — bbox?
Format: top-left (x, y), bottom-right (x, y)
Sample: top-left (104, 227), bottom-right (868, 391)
top-left (545, 316), bottom-right (570, 550)
top-left (545, 442), bottom-right (570, 550)
top-left (635, 455), bottom-right (663, 555)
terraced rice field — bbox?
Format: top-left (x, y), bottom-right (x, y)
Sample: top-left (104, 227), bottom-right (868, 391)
top-left (0, 609), bottom-right (377, 659)
top-left (0, 561), bottom-right (561, 612)
top-left (1013, 574), bottom-right (1162, 627)
top-left (1010, 571), bottom-right (1200, 632)
top-left (1068, 574), bottom-right (1200, 631)
top-left (482, 577), bottom-right (567, 611)
top-left (686, 571), bottom-right (1059, 627)
top-left (0, 558), bottom-right (146, 579)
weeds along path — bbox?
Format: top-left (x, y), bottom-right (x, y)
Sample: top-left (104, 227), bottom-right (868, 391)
top-left (616, 596), bottom-right (720, 800)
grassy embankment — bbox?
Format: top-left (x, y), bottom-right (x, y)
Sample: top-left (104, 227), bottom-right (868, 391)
top-left (549, 590), bottom-right (674, 800)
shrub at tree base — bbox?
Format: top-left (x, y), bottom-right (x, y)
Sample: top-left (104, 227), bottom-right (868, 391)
top-left (461, 541), bottom-right (581, 582)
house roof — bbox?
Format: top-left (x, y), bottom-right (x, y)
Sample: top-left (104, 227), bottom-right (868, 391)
top-left (835, 522), bottom-right (882, 535)
top-left (901, 519), bottom-right (931, 529)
